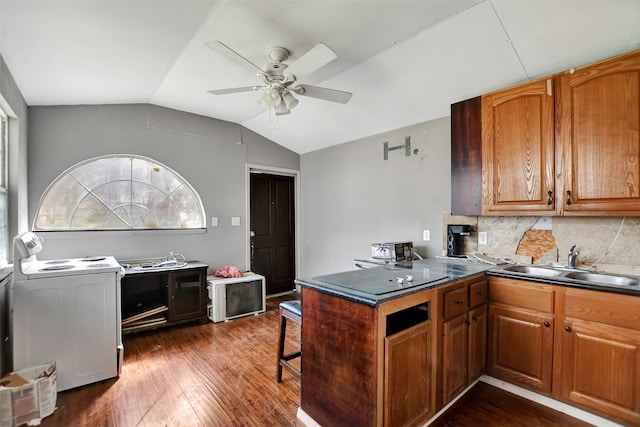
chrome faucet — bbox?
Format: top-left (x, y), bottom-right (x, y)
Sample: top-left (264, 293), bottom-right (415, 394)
top-left (568, 245), bottom-right (579, 268)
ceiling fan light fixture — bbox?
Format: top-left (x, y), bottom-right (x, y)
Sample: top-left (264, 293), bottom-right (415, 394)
top-left (257, 93), bottom-right (271, 109)
top-left (265, 87), bottom-right (282, 106)
top-left (282, 91), bottom-right (299, 109)
top-left (275, 103), bottom-right (290, 116)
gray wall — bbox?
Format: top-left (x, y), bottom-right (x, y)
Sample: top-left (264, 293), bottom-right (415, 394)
top-left (299, 117), bottom-right (451, 277)
top-left (28, 104), bottom-right (299, 272)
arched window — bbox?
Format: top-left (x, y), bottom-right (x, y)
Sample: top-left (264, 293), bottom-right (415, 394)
top-left (34, 155), bottom-right (206, 230)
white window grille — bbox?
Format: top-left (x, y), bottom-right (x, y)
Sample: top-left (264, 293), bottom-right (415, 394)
top-left (34, 154), bottom-right (206, 230)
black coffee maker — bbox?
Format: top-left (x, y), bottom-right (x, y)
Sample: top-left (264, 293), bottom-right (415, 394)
top-left (447, 224), bottom-right (471, 257)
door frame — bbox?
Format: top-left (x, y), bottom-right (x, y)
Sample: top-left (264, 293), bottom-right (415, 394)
top-left (245, 163), bottom-right (301, 284)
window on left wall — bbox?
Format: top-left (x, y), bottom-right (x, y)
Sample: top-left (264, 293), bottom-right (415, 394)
top-left (0, 110), bottom-right (7, 266)
top-left (33, 154), bottom-right (206, 231)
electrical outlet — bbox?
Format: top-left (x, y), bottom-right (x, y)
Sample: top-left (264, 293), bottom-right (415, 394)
top-left (423, 229), bottom-right (430, 241)
top-left (478, 231), bottom-right (488, 245)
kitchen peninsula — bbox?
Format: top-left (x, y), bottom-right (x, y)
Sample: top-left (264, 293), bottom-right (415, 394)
top-left (295, 259), bottom-right (492, 427)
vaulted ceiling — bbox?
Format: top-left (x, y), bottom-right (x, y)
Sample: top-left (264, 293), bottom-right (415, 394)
top-left (1, 1), bottom-right (639, 154)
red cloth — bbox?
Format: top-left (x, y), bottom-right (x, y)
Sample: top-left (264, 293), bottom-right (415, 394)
top-left (214, 265), bottom-right (245, 278)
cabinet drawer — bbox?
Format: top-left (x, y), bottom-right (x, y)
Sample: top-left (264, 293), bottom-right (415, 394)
top-left (444, 287), bottom-right (468, 321)
top-left (564, 288), bottom-right (640, 331)
top-left (488, 277), bottom-right (554, 313)
top-left (469, 280), bottom-right (488, 308)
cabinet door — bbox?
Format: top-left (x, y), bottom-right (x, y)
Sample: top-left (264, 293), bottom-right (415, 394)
top-left (561, 320), bottom-right (640, 425)
top-left (558, 50), bottom-right (640, 215)
top-left (168, 270), bottom-right (206, 322)
top-left (451, 96), bottom-right (482, 215)
top-left (467, 305), bottom-right (487, 383)
top-left (482, 78), bottom-right (556, 215)
top-left (488, 305), bottom-right (554, 393)
top-left (442, 314), bottom-right (467, 404)
top-left (385, 321), bottom-right (431, 427)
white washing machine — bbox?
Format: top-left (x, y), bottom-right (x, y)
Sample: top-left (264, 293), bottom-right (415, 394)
top-left (12, 232), bottom-right (124, 391)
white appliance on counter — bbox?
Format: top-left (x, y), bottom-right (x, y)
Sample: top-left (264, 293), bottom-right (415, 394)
top-left (12, 232), bottom-right (124, 391)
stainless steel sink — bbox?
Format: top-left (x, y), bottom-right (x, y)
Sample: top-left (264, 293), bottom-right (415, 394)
top-left (564, 271), bottom-right (639, 287)
top-left (502, 265), bottom-right (566, 277)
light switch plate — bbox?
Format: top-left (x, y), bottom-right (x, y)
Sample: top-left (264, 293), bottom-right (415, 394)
top-left (423, 229), bottom-right (430, 241)
top-left (231, 216), bottom-right (241, 226)
top-left (211, 216), bottom-right (218, 227)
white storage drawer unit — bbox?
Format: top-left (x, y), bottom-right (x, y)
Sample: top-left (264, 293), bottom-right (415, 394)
top-left (207, 273), bottom-right (266, 322)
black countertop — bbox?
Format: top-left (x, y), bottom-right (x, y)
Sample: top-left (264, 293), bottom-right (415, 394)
top-left (295, 258), bottom-right (493, 306)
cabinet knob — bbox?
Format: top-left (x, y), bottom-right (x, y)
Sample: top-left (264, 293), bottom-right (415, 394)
top-left (566, 190), bottom-right (572, 205)
top-left (456, 300), bottom-right (464, 306)
top-left (478, 292), bottom-right (486, 296)
top-left (472, 316), bottom-right (478, 322)
top-left (465, 320), bottom-right (471, 325)
top-left (565, 325), bottom-right (572, 332)
top-left (546, 191), bottom-right (553, 205)
top-left (543, 321), bottom-right (550, 328)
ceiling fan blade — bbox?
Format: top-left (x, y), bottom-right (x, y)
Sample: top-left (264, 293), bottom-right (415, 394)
top-left (207, 86), bottom-right (259, 95)
top-left (205, 40), bottom-right (267, 77)
top-left (285, 43), bottom-right (338, 79)
top-left (294, 84), bottom-right (352, 104)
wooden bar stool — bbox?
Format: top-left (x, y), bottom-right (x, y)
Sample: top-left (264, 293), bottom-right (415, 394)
top-left (276, 300), bottom-right (302, 382)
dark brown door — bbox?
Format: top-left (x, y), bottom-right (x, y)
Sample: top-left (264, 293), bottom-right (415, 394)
top-left (250, 173), bottom-right (295, 295)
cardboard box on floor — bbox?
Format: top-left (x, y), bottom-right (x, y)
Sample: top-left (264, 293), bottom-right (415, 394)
top-left (0, 362), bottom-right (57, 427)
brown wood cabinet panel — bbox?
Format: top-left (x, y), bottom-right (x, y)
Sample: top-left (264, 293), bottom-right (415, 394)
top-left (443, 287), bottom-right (468, 321)
top-left (564, 288), bottom-right (640, 331)
top-left (451, 96), bottom-right (482, 216)
top-left (442, 314), bottom-right (468, 404)
top-left (557, 50), bottom-right (640, 215)
top-left (469, 279), bottom-right (488, 308)
top-left (301, 288), bottom-right (378, 427)
top-left (560, 319), bottom-right (640, 425)
top-left (489, 277), bottom-right (555, 313)
top-left (467, 304), bottom-right (487, 383)
top-left (385, 321), bottom-right (431, 427)
top-left (481, 78), bottom-right (556, 215)
top-left (489, 305), bottom-right (554, 394)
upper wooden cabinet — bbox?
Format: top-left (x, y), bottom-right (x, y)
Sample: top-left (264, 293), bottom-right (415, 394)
top-left (460, 48), bottom-right (640, 216)
top-left (481, 78), bottom-right (556, 216)
top-left (557, 50), bottom-right (640, 215)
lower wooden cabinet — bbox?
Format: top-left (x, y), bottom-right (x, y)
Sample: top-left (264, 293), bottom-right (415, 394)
top-left (467, 304), bottom-right (487, 382)
top-left (559, 287), bottom-right (640, 425)
top-left (385, 321), bottom-right (431, 427)
top-left (440, 276), bottom-right (488, 405)
top-left (488, 305), bottom-right (554, 394)
top-left (560, 319), bottom-right (640, 425)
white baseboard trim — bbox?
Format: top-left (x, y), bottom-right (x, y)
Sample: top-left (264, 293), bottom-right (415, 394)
top-left (296, 407), bottom-right (322, 427)
top-left (479, 375), bottom-right (624, 427)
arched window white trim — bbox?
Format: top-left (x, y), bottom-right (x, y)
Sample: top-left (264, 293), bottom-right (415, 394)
top-left (34, 154), bottom-right (206, 231)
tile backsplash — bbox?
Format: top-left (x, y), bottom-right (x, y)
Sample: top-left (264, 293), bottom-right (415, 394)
top-left (444, 214), bottom-right (640, 273)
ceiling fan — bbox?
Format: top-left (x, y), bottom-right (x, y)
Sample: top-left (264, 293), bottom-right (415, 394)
top-left (205, 41), bottom-right (353, 116)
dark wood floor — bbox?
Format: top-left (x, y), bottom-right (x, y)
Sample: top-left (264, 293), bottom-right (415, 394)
top-left (38, 293), bottom-right (592, 426)
top-left (430, 382), bottom-right (594, 427)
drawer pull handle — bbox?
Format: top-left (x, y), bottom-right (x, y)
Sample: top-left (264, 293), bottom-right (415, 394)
top-left (543, 321), bottom-right (550, 328)
top-left (456, 301), bottom-right (464, 305)
top-left (565, 325), bottom-right (572, 332)
top-left (478, 292), bottom-right (486, 296)
top-left (546, 190), bottom-right (553, 205)
top-left (566, 190), bottom-right (572, 205)
top-left (465, 320), bottom-right (470, 325)
top-left (472, 317), bottom-right (478, 322)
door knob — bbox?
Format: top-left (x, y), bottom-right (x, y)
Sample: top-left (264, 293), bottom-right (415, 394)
top-left (250, 230), bottom-right (256, 237)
